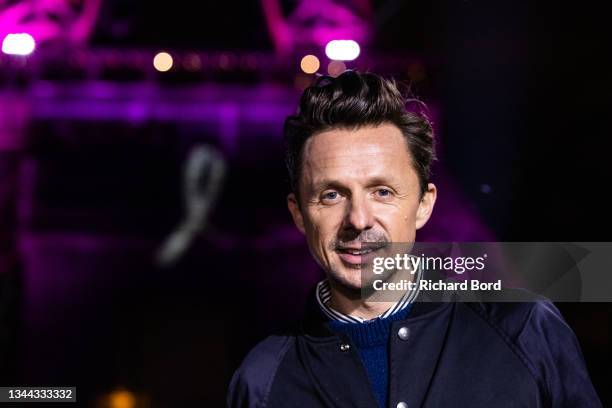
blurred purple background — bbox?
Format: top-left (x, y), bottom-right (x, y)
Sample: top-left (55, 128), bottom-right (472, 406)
top-left (1, 0), bottom-right (610, 406)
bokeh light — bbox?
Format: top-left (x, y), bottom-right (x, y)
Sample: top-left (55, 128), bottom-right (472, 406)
top-left (1, 33), bottom-right (36, 56)
top-left (300, 55), bottom-right (320, 74)
top-left (327, 60), bottom-right (347, 77)
top-left (183, 53), bottom-right (202, 71)
top-left (108, 389), bottom-right (136, 408)
top-left (153, 52), bottom-right (173, 72)
top-left (325, 40), bottom-right (360, 61)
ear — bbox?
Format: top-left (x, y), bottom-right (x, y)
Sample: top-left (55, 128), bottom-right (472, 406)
top-left (287, 193), bottom-right (306, 234)
top-left (416, 183), bottom-right (437, 230)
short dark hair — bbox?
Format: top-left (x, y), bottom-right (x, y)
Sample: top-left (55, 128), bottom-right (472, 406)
top-left (283, 70), bottom-right (436, 198)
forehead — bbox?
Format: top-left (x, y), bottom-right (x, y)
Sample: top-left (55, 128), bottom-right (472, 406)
top-left (301, 123), bottom-right (414, 182)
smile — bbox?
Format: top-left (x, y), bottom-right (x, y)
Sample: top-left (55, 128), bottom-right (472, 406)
top-left (335, 245), bottom-right (385, 267)
top-left (337, 248), bottom-right (375, 255)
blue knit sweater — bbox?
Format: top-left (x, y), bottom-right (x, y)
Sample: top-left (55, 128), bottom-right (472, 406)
top-left (326, 305), bottom-right (413, 408)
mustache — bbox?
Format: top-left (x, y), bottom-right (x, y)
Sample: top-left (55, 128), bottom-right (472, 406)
top-left (331, 232), bottom-right (390, 250)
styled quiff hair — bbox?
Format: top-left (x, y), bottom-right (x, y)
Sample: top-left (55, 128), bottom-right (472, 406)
top-left (283, 70), bottom-right (436, 198)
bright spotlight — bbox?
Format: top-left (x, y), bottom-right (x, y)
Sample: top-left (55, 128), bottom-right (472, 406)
top-left (1, 33), bottom-right (36, 56)
top-left (153, 51), bottom-right (173, 72)
top-left (325, 40), bottom-right (360, 61)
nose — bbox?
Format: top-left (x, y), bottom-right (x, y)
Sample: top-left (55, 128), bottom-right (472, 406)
top-left (343, 193), bottom-right (375, 232)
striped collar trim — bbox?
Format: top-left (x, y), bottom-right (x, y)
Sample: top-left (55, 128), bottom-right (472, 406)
top-left (316, 264), bottom-right (422, 324)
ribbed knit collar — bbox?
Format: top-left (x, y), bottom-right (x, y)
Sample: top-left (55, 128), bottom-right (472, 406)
top-left (326, 304), bottom-right (413, 347)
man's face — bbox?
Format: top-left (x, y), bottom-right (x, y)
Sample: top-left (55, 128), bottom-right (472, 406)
top-left (287, 123), bottom-right (437, 290)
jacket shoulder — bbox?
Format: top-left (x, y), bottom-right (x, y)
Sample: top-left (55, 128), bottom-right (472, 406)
top-left (516, 301), bottom-right (602, 406)
top-left (464, 289), bottom-right (553, 341)
top-left (227, 335), bottom-right (295, 408)
top-left (466, 296), bottom-right (602, 407)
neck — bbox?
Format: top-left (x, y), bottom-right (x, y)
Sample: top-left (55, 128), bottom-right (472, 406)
top-left (329, 289), bottom-right (395, 321)
top-left (327, 268), bottom-right (417, 320)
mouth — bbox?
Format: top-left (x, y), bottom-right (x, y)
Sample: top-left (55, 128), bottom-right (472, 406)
top-left (335, 244), bottom-right (386, 268)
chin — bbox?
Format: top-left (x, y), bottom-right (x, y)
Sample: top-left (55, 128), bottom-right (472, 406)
top-left (329, 267), bottom-right (365, 291)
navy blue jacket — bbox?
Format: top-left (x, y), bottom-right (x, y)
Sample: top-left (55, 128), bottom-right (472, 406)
top-left (228, 291), bottom-right (601, 407)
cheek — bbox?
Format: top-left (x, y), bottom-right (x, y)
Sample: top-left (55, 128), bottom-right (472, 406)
top-left (378, 205), bottom-right (418, 241)
top-left (303, 208), bottom-right (341, 245)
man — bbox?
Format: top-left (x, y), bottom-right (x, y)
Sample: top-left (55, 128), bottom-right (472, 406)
top-left (227, 71), bottom-right (601, 407)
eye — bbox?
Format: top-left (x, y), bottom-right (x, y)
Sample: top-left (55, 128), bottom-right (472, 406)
top-left (375, 188), bottom-right (393, 199)
top-left (321, 190), bottom-right (341, 204)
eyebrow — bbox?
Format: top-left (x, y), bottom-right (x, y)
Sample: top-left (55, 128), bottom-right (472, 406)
top-left (310, 176), bottom-right (397, 192)
top-left (310, 179), bottom-right (345, 193)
